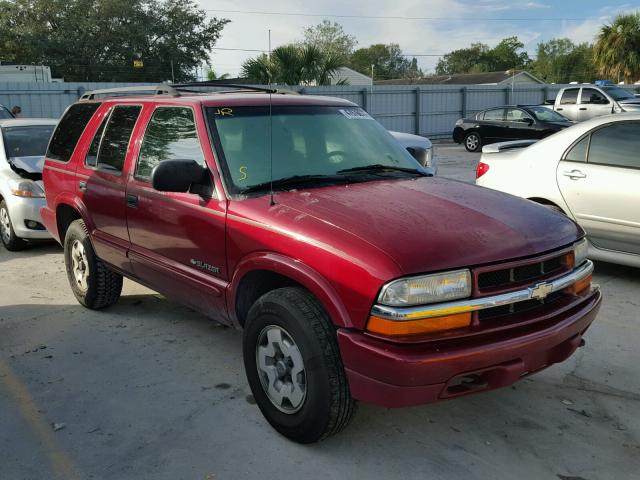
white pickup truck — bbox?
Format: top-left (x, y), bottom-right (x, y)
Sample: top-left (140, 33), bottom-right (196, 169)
top-left (546, 84), bottom-right (640, 121)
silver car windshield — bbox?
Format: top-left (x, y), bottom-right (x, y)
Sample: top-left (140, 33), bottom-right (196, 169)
top-left (3, 125), bottom-right (55, 160)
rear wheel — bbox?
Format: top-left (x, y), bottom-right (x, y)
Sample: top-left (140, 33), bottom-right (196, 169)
top-left (243, 287), bottom-right (356, 443)
top-left (0, 200), bottom-right (27, 251)
top-left (64, 219), bottom-right (122, 309)
top-left (464, 132), bottom-right (482, 152)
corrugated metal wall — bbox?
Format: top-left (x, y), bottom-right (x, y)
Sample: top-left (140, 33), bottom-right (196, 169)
top-left (2, 82), bottom-right (639, 139)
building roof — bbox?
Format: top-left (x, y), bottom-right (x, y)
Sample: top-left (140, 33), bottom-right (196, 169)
top-left (375, 70), bottom-right (544, 86)
top-left (330, 67), bottom-right (372, 86)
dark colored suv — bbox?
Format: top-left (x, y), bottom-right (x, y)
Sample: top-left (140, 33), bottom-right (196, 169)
top-left (42, 84), bottom-right (601, 443)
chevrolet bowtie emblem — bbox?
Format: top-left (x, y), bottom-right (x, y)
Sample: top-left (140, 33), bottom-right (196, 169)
top-left (530, 281), bottom-right (553, 300)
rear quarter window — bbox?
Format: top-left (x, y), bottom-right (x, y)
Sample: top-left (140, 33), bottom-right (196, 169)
top-left (46, 102), bottom-right (101, 162)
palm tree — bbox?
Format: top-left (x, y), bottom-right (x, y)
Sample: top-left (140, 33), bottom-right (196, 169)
top-left (206, 69), bottom-right (230, 81)
top-left (594, 12), bottom-right (640, 83)
top-left (241, 44), bottom-right (344, 85)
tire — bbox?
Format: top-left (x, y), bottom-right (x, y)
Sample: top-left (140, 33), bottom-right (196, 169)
top-left (243, 287), bottom-right (356, 443)
top-left (0, 200), bottom-right (27, 251)
top-left (64, 219), bottom-right (122, 309)
top-left (464, 132), bottom-right (482, 152)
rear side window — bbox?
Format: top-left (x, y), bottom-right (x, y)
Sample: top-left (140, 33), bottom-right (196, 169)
top-left (588, 122), bottom-right (640, 169)
top-left (0, 106), bottom-right (13, 119)
top-left (483, 109), bottom-right (504, 121)
top-left (560, 89), bottom-right (579, 105)
top-left (135, 107), bottom-right (205, 180)
top-left (94, 105), bottom-right (141, 173)
top-left (46, 103), bottom-right (101, 162)
top-left (565, 136), bottom-right (589, 163)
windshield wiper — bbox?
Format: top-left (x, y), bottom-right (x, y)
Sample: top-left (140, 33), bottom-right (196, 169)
top-left (337, 164), bottom-right (431, 176)
top-left (239, 174), bottom-right (350, 194)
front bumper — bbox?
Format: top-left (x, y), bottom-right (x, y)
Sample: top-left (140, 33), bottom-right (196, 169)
top-left (338, 287), bottom-right (601, 408)
top-left (5, 196), bottom-right (50, 240)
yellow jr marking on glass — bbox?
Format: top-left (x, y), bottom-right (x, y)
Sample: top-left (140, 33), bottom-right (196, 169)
top-left (215, 107), bottom-right (233, 116)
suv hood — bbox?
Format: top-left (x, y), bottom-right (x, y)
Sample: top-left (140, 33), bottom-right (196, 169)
top-left (619, 98), bottom-right (640, 109)
top-left (275, 177), bottom-right (580, 274)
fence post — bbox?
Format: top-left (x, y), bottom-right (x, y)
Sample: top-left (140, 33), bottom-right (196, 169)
top-left (504, 87), bottom-right (510, 105)
top-left (414, 87), bottom-right (421, 135)
top-left (543, 86), bottom-right (550, 103)
top-left (461, 87), bottom-right (468, 118)
top-left (361, 88), bottom-right (368, 112)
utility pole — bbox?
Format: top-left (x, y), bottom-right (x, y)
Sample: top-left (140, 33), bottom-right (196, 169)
top-left (170, 59), bottom-right (175, 83)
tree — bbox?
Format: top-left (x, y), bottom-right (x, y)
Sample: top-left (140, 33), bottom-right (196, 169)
top-left (435, 37), bottom-right (530, 75)
top-left (531, 38), bottom-right (596, 83)
top-left (207, 69), bottom-right (230, 81)
top-left (350, 44), bottom-right (421, 80)
top-left (241, 44), bottom-right (343, 85)
top-left (301, 20), bottom-right (357, 62)
top-left (0, 0), bottom-right (229, 82)
top-left (594, 12), bottom-right (640, 83)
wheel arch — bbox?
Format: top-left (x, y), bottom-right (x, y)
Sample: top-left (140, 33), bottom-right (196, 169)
top-left (228, 252), bottom-right (353, 329)
top-left (53, 194), bottom-right (93, 243)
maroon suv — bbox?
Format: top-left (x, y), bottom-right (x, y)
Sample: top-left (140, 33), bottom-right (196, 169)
top-left (41, 84), bottom-right (601, 443)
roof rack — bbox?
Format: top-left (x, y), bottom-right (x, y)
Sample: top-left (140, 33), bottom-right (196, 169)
top-left (79, 81), bottom-right (299, 101)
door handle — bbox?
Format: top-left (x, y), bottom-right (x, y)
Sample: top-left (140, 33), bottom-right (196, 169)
top-left (556, 107), bottom-right (563, 111)
top-left (78, 181), bottom-right (87, 192)
top-left (563, 169), bottom-right (586, 180)
top-left (126, 194), bottom-right (139, 208)
top-left (579, 107), bottom-right (587, 111)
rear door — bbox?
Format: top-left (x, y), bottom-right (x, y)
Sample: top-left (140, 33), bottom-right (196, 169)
top-left (556, 88), bottom-right (580, 120)
top-left (577, 88), bottom-right (611, 121)
top-left (125, 105), bottom-right (229, 321)
top-left (76, 103), bottom-right (142, 270)
top-left (557, 121), bottom-right (640, 255)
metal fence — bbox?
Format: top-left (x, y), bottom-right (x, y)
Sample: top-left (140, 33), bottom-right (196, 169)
top-left (2, 81), bottom-right (639, 139)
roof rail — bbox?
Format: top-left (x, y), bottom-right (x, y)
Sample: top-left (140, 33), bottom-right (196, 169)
top-left (79, 84), bottom-right (179, 101)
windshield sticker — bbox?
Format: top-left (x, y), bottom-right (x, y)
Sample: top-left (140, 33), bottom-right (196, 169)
top-left (238, 166), bottom-right (248, 181)
top-left (214, 107), bottom-right (233, 116)
top-left (339, 108), bottom-right (373, 120)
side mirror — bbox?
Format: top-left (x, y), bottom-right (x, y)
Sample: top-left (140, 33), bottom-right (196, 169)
top-left (523, 118), bottom-right (534, 126)
top-left (151, 159), bottom-right (207, 193)
top-left (406, 146), bottom-right (428, 167)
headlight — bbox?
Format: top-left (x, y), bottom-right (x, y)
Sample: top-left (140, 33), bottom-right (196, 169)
top-left (424, 147), bottom-right (433, 167)
top-left (573, 238), bottom-right (588, 267)
top-left (9, 179), bottom-right (45, 198)
top-left (378, 269), bottom-right (472, 307)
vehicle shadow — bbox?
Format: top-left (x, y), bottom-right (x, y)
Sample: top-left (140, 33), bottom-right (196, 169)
top-left (0, 241), bottom-right (60, 265)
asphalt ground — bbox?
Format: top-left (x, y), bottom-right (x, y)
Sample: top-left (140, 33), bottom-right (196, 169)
top-left (1, 145), bottom-right (638, 480)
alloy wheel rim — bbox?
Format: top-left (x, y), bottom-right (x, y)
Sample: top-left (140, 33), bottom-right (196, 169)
top-left (70, 239), bottom-right (89, 291)
top-left (256, 325), bottom-right (307, 414)
top-left (466, 135), bottom-right (478, 150)
top-left (0, 208), bottom-right (11, 244)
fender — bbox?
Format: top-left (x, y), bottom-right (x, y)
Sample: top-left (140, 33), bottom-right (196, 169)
top-left (227, 251), bottom-right (353, 329)
top-left (52, 191), bottom-right (96, 237)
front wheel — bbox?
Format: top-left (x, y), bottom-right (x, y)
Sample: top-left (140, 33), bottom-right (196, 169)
top-left (0, 200), bottom-right (27, 251)
top-left (243, 287), bottom-right (356, 443)
top-left (464, 132), bottom-right (482, 152)
top-left (64, 219), bottom-right (123, 309)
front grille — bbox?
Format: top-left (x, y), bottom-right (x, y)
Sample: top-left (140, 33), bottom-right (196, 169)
top-left (478, 291), bottom-right (563, 321)
top-left (477, 254), bottom-right (567, 291)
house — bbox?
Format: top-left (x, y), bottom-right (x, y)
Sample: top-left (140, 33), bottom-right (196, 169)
top-left (375, 70), bottom-right (544, 86)
top-left (329, 67), bottom-right (372, 86)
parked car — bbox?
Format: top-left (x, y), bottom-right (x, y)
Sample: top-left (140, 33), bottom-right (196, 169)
top-left (42, 84), bottom-right (601, 443)
top-left (389, 131), bottom-right (437, 175)
top-left (476, 113), bottom-right (640, 268)
top-left (453, 105), bottom-right (572, 152)
top-left (0, 118), bottom-right (57, 250)
top-left (545, 84), bottom-right (640, 122)
top-left (0, 104), bottom-right (15, 119)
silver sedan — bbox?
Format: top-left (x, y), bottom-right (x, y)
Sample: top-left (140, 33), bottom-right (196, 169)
top-left (0, 118), bottom-right (57, 250)
top-left (476, 113), bottom-right (640, 268)
top-left (389, 131), bottom-right (437, 175)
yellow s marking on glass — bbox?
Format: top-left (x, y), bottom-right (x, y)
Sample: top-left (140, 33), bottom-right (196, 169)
top-left (239, 166), bottom-right (248, 181)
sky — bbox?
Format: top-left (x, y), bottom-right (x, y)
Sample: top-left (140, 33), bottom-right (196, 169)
top-left (196, 1), bottom-right (640, 77)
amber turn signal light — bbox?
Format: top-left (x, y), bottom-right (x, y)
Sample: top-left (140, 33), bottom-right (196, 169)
top-left (367, 312), bottom-right (472, 337)
top-left (565, 274), bottom-right (592, 296)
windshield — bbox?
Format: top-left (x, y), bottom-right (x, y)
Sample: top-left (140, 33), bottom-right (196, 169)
top-left (0, 106), bottom-right (13, 119)
top-left (602, 86), bottom-right (635, 101)
top-left (3, 125), bottom-right (55, 158)
top-left (527, 106), bottom-right (569, 122)
top-left (208, 105), bottom-right (421, 194)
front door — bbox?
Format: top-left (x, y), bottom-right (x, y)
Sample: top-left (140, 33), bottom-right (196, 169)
top-left (76, 103), bottom-right (142, 271)
top-left (504, 108), bottom-right (536, 140)
top-left (125, 105), bottom-right (229, 321)
top-left (557, 121), bottom-right (640, 255)
top-left (577, 88), bottom-right (612, 121)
